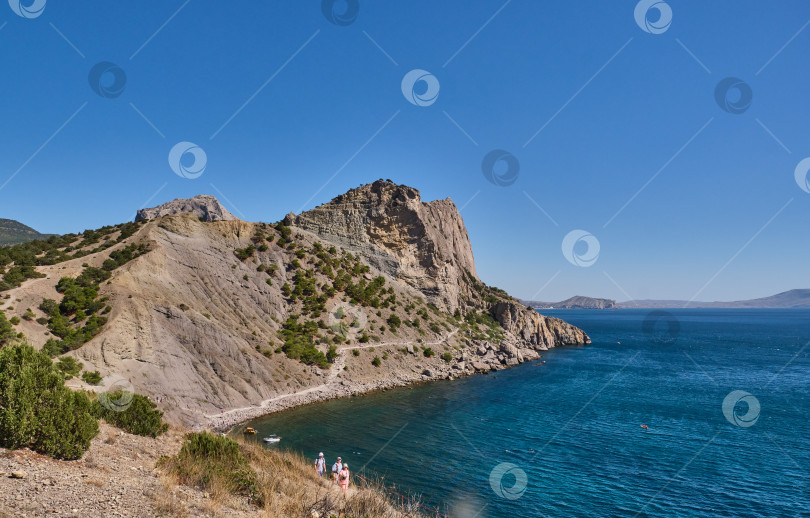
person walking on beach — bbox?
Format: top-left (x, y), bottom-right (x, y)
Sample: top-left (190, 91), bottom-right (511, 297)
top-left (331, 456), bottom-right (342, 485)
top-left (315, 452), bottom-right (326, 477)
top-left (338, 463), bottom-right (350, 494)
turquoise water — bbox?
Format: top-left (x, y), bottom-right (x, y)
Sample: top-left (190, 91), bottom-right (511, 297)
top-left (246, 309), bottom-right (810, 517)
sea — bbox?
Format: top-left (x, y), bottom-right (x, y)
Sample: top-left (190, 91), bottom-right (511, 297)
top-left (244, 309), bottom-right (810, 517)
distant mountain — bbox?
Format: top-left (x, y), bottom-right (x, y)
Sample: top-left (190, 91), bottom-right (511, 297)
top-left (0, 218), bottom-right (54, 246)
top-left (618, 289), bottom-right (810, 309)
top-left (523, 295), bottom-right (617, 310)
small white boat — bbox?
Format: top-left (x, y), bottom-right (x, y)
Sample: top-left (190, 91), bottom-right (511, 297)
top-left (263, 435), bottom-right (281, 443)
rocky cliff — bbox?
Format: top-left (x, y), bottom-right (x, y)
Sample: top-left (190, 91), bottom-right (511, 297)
top-left (287, 180), bottom-right (476, 313)
top-left (493, 301), bottom-right (590, 346)
top-left (135, 194), bottom-right (237, 222)
top-left (2, 181), bottom-right (589, 429)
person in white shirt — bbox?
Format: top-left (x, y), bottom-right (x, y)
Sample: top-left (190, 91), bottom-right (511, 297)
top-left (331, 456), bottom-right (343, 484)
top-left (314, 452), bottom-right (326, 477)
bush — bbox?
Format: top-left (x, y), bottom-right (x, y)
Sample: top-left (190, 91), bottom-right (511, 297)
top-left (326, 345), bottom-right (338, 363)
top-left (92, 392), bottom-right (168, 437)
top-left (441, 352), bottom-right (453, 363)
top-left (386, 314), bottom-right (401, 331)
top-left (39, 298), bottom-right (59, 315)
top-left (160, 432), bottom-right (261, 504)
top-left (0, 311), bottom-right (16, 347)
top-left (352, 349), bottom-right (360, 357)
top-left (423, 347), bottom-right (435, 358)
top-left (55, 356), bottom-right (83, 379)
top-left (0, 343), bottom-right (98, 459)
top-left (81, 370), bottom-right (102, 385)
top-left (371, 356), bottom-right (381, 367)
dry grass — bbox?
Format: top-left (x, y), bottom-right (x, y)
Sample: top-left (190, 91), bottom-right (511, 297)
top-left (152, 473), bottom-right (188, 517)
top-left (155, 432), bottom-right (425, 518)
top-left (239, 440), bottom-right (424, 518)
top-left (84, 477), bottom-right (106, 488)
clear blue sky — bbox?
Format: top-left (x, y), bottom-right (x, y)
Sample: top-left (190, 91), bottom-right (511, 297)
top-left (1, 0), bottom-right (808, 302)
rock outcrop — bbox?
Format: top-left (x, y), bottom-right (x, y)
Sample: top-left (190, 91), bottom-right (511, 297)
top-left (286, 180), bottom-right (477, 312)
top-left (492, 301), bottom-right (590, 348)
top-left (135, 194), bottom-right (237, 222)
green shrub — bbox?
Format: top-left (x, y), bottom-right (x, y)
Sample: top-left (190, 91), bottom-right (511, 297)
top-left (0, 311), bottom-right (16, 347)
top-left (9, 316), bottom-right (20, 325)
top-left (0, 343), bottom-right (98, 459)
top-left (277, 315), bottom-right (329, 368)
top-left (372, 356), bottom-right (381, 367)
top-left (441, 352), bottom-right (453, 363)
top-left (55, 356), bottom-right (83, 379)
top-left (386, 314), bottom-right (401, 331)
top-left (92, 392), bottom-right (168, 437)
top-left (326, 345), bottom-right (338, 363)
top-left (39, 298), bottom-right (59, 315)
top-left (234, 244), bottom-right (255, 261)
top-left (160, 432), bottom-right (261, 503)
top-left (81, 370), bottom-right (102, 385)
top-left (423, 347), bottom-right (435, 358)
top-left (352, 349), bottom-right (360, 356)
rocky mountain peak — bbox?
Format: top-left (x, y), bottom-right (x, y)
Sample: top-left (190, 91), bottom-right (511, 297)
top-left (135, 195), bottom-right (237, 223)
top-left (288, 180), bottom-right (477, 311)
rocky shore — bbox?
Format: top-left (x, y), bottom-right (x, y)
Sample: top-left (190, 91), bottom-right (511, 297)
top-left (207, 333), bottom-right (572, 432)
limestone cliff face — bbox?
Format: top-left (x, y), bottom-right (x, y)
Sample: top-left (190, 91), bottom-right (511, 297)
top-left (135, 195), bottom-right (237, 222)
top-left (493, 301), bottom-right (591, 348)
top-left (287, 180), bottom-right (476, 312)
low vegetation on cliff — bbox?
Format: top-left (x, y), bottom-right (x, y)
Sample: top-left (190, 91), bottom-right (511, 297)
top-left (0, 343), bottom-right (167, 460)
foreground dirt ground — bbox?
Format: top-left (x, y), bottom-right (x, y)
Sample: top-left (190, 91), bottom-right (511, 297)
top-left (0, 423), bottom-right (405, 518)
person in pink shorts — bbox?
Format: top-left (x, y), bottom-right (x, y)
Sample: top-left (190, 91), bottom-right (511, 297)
top-left (338, 463), bottom-right (350, 494)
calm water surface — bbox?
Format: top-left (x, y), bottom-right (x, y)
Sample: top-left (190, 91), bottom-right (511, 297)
top-left (246, 309), bottom-right (810, 517)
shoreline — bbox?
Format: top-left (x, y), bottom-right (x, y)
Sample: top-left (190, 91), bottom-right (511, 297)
top-left (204, 342), bottom-right (553, 433)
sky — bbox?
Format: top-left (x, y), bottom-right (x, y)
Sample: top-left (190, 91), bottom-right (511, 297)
top-left (0, 0), bottom-right (808, 302)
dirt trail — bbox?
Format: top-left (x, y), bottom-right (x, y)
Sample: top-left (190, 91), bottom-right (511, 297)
top-left (204, 330), bottom-right (458, 430)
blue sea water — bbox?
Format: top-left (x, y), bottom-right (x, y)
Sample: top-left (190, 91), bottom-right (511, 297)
top-left (246, 309), bottom-right (810, 517)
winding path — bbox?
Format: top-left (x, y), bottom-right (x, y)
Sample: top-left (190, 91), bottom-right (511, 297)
top-left (204, 329), bottom-right (458, 427)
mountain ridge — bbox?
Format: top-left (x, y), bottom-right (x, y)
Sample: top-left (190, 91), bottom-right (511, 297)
top-left (521, 290), bottom-right (810, 309)
top-left (1, 181), bottom-right (589, 429)
top-left (617, 289), bottom-right (810, 308)
top-left (0, 218), bottom-right (55, 246)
